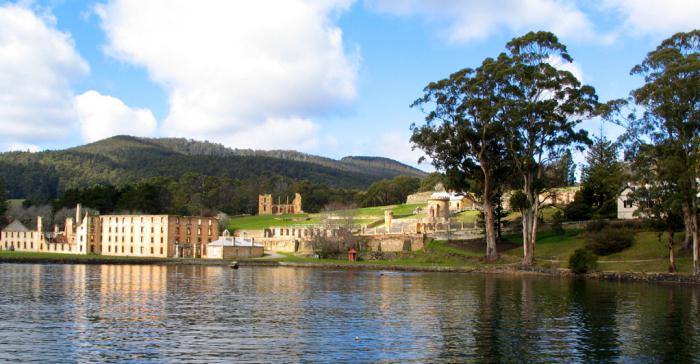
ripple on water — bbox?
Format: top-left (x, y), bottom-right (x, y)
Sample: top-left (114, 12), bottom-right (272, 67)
top-left (0, 264), bottom-right (699, 363)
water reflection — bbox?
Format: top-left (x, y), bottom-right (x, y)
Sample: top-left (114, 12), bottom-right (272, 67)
top-left (0, 264), bottom-right (699, 363)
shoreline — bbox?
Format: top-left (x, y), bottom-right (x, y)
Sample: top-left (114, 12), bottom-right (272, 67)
top-left (2, 254), bottom-right (699, 285)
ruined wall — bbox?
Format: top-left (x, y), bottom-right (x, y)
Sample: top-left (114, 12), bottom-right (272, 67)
top-left (363, 234), bottom-right (425, 252)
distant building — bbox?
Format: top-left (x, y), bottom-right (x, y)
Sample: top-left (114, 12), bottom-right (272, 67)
top-left (206, 230), bottom-right (264, 259)
top-left (0, 204), bottom-right (219, 258)
top-left (617, 185), bottom-right (638, 219)
top-left (258, 193), bottom-right (303, 215)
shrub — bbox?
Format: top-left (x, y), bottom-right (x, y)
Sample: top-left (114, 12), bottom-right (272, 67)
top-left (564, 199), bottom-right (592, 221)
top-left (550, 210), bottom-right (565, 235)
top-left (585, 227), bottom-right (634, 256)
top-left (568, 248), bottom-right (598, 274)
top-left (585, 219), bottom-right (609, 232)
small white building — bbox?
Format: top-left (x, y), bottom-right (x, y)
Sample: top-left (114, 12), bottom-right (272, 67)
top-left (617, 185), bottom-right (638, 219)
top-left (206, 230), bottom-right (264, 259)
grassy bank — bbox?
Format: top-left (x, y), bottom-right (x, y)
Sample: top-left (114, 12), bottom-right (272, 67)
top-left (263, 229), bottom-right (696, 275)
top-left (0, 251), bottom-right (175, 265)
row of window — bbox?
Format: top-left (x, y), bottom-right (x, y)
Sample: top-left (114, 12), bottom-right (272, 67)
top-left (105, 245), bottom-right (164, 255)
top-left (3, 231), bottom-right (34, 238)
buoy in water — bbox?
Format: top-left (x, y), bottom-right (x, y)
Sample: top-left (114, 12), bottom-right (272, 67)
top-left (230, 261), bottom-right (239, 269)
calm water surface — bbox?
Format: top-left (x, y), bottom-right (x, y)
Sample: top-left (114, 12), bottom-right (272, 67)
top-left (0, 264), bottom-right (699, 363)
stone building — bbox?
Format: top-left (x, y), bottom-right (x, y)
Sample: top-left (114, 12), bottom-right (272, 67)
top-left (258, 193), bottom-right (303, 215)
top-left (0, 204), bottom-right (219, 258)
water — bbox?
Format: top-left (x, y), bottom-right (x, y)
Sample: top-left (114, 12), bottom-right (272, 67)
top-left (0, 264), bottom-right (699, 363)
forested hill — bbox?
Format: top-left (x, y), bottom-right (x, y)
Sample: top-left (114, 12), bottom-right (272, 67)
top-left (0, 135), bottom-right (426, 200)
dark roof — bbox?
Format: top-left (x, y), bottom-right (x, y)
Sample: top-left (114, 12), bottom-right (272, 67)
top-left (3, 220), bottom-right (30, 232)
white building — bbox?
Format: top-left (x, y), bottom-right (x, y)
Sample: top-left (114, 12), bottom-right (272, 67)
top-left (206, 230), bottom-right (264, 259)
top-left (617, 185), bottom-right (638, 219)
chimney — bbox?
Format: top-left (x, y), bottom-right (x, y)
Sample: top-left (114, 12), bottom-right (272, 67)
top-left (37, 216), bottom-right (43, 233)
top-left (54, 224), bottom-right (59, 234)
top-left (75, 203), bottom-right (82, 224)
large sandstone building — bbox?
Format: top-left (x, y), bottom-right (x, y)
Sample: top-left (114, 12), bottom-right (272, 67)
top-left (0, 204), bottom-right (219, 258)
top-left (258, 193), bottom-right (303, 215)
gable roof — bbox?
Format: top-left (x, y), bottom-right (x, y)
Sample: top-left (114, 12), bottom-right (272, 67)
top-left (3, 220), bottom-right (30, 232)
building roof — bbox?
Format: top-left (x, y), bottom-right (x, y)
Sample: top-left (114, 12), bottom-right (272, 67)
top-left (3, 220), bottom-right (30, 232)
top-left (430, 192), bottom-right (466, 201)
top-left (207, 236), bottom-right (263, 247)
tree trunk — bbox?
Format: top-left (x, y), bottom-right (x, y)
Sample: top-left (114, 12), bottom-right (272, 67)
top-left (668, 229), bottom-right (676, 273)
top-left (482, 173), bottom-right (499, 262)
top-left (683, 205), bottom-right (692, 251)
top-left (693, 215), bottom-right (699, 276)
top-left (522, 173), bottom-right (537, 267)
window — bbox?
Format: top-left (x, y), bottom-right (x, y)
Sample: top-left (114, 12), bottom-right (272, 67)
top-left (150, 247), bottom-right (154, 254)
top-left (130, 247), bottom-right (133, 253)
top-left (160, 247), bottom-right (163, 254)
top-left (151, 227), bottom-right (154, 233)
top-left (197, 228), bottom-right (201, 235)
top-left (624, 200), bottom-right (633, 208)
top-left (151, 237), bottom-right (154, 243)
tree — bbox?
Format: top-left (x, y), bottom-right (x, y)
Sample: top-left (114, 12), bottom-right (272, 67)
top-left (500, 32), bottom-right (598, 266)
top-left (411, 56), bottom-right (510, 261)
top-left (542, 150), bottom-right (576, 188)
top-left (0, 179), bottom-right (8, 229)
top-left (628, 30), bottom-right (700, 275)
top-left (628, 142), bottom-right (686, 272)
top-left (578, 135), bottom-right (626, 219)
top-left (418, 172), bottom-right (445, 192)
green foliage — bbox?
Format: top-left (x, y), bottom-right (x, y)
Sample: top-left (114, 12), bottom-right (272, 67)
top-left (578, 135), bottom-right (626, 219)
top-left (0, 179), bottom-right (7, 229)
top-left (418, 172), bottom-right (445, 192)
top-left (585, 219), bottom-right (610, 233)
top-left (356, 175), bottom-right (420, 207)
top-left (586, 227), bottom-right (634, 256)
top-left (0, 135), bottom-right (425, 201)
top-left (550, 210), bottom-right (565, 235)
top-left (52, 173), bottom-right (358, 216)
top-left (564, 192), bottom-right (592, 221)
top-left (568, 248), bottom-right (598, 274)
top-left (543, 150), bottom-right (577, 188)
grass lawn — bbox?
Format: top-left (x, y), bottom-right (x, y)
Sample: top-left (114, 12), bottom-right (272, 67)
top-left (0, 251), bottom-right (172, 263)
top-left (228, 214), bottom-right (321, 230)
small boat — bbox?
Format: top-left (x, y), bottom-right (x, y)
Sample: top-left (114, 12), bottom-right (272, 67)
top-left (230, 261), bottom-right (239, 269)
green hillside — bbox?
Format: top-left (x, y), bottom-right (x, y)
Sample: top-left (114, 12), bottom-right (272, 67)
top-left (0, 135), bottom-right (426, 200)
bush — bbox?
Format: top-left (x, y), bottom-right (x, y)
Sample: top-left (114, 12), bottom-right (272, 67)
top-left (565, 199), bottom-right (592, 221)
top-left (568, 248), bottom-right (598, 274)
top-left (550, 210), bottom-right (565, 235)
top-left (585, 227), bottom-right (634, 256)
top-left (585, 219), bottom-right (609, 232)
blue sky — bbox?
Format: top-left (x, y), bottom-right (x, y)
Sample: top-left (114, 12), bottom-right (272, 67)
top-left (0, 1), bottom-right (698, 171)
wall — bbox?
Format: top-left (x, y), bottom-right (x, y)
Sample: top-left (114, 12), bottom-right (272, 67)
top-left (363, 234), bottom-right (425, 252)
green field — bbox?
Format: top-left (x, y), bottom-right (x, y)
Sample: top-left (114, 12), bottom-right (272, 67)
top-left (227, 214), bottom-right (321, 230)
top-left (227, 203), bottom-right (427, 231)
top-left (266, 228), bottom-right (694, 275)
top-left (0, 251), bottom-right (173, 264)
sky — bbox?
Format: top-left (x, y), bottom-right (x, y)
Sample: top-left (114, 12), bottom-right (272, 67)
top-left (0, 0), bottom-right (698, 172)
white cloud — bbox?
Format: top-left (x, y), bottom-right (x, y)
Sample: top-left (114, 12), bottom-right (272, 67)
top-left (603, 0), bottom-right (700, 37)
top-left (367, 0), bottom-right (597, 42)
top-left (0, 4), bottom-right (88, 145)
top-left (4, 143), bottom-right (40, 153)
top-left (547, 55), bottom-right (584, 82)
top-left (74, 90), bottom-right (157, 142)
top-left (377, 131), bottom-right (429, 168)
top-left (95, 0), bottom-right (359, 150)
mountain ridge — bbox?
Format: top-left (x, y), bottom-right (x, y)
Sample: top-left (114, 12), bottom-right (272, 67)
top-left (0, 135), bottom-right (426, 200)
